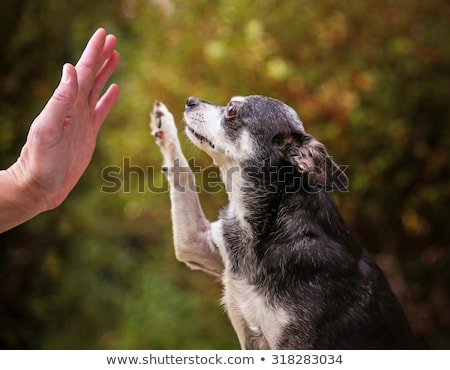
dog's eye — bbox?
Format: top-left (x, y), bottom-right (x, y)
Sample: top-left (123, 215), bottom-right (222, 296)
top-left (226, 103), bottom-right (238, 118)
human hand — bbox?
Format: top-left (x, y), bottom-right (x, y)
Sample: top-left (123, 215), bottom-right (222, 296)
top-left (8, 28), bottom-right (120, 211)
top-left (0, 28), bottom-right (120, 233)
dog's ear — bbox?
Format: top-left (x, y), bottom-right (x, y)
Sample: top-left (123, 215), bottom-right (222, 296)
top-left (273, 132), bottom-right (348, 191)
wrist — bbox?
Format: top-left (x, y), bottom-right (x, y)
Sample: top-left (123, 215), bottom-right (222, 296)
top-left (0, 163), bottom-right (49, 232)
top-left (9, 159), bottom-right (52, 210)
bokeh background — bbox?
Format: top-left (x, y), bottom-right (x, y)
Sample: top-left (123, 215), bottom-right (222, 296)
top-left (0, 0), bottom-right (449, 349)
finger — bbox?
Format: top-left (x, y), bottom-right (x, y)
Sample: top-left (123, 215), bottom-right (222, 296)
top-left (37, 64), bottom-right (78, 131)
top-left (93, 83), bottom-right (120, 133)
top-left (75, 28), bottom-right (107, 94)
top-left (89, 50), bottom-right (120, 106)
top-left (100, 34), bottom-right (118, 67)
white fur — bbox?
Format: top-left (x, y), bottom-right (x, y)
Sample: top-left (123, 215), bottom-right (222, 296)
top-left (230, 96), bottom-right (247, 103)
top-left (222, 276), bottom-right (290, 349)
top-left (210, 220), bottom-right (228, 267)
top-left (211, 220), bottom-right (289, 349)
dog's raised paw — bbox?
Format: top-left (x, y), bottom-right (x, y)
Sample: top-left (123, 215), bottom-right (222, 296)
top-left (150, 100), bottom-right (178, 153)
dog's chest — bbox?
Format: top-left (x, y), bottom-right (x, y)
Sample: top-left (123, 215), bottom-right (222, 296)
top-left (211, 215), bottom-right (290, 349)
top-left (222, 275), bottom-right (289, 348)
top-left (225, 277), bottom-right (273, 326)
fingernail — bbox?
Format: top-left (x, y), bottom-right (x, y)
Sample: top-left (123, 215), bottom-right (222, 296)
top-left (62, 64), bottom-right (71, 83)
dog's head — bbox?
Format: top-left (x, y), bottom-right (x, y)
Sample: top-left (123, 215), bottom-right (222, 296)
top-left (184, 95), bottom-right (348, 191)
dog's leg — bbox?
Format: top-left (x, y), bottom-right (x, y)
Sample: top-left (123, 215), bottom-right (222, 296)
top-left (150, 101), bottom-right (224, 276)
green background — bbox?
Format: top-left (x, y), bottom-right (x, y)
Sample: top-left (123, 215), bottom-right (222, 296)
top-left (0, 0), bottom-right (448, 349)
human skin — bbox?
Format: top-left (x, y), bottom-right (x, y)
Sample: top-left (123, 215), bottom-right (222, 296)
top-left (0, 28), bottom-right (120, 233)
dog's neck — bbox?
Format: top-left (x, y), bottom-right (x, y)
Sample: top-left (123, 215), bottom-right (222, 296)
top-left (219, 159), bottom-right (288, 235)
top-left (221, 158), bottom-right (356, 249)
top-left (219, 162), bottom-right (251, 230)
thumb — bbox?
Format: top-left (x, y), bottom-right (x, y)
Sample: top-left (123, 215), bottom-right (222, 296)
top-left (42, 63), bottom-right (78, 123)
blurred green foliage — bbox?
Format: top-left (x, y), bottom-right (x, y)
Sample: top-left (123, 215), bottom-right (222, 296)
top-left (0, 0), bottom-right (449, 349)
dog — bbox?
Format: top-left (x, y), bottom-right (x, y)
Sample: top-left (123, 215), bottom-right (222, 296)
top-left (149, 95), bottom-right (417, 349)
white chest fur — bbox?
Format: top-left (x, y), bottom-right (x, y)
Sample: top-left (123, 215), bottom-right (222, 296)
top-left (211, 216), bottom-right (290, 349)
top-left (221, 270), bottom-right (290, 349)
top-left (222, 266), bottom-right (289, 349)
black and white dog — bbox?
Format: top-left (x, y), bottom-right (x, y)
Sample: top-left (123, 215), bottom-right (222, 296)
top-left (150, 95), bottom-right (416, 349)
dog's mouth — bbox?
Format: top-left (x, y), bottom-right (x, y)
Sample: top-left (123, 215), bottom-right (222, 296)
top-left (186, 126), bottom-right (216, 149)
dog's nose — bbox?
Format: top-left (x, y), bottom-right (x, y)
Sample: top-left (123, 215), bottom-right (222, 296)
top-left (185, 96), bottom-right (200, 109)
